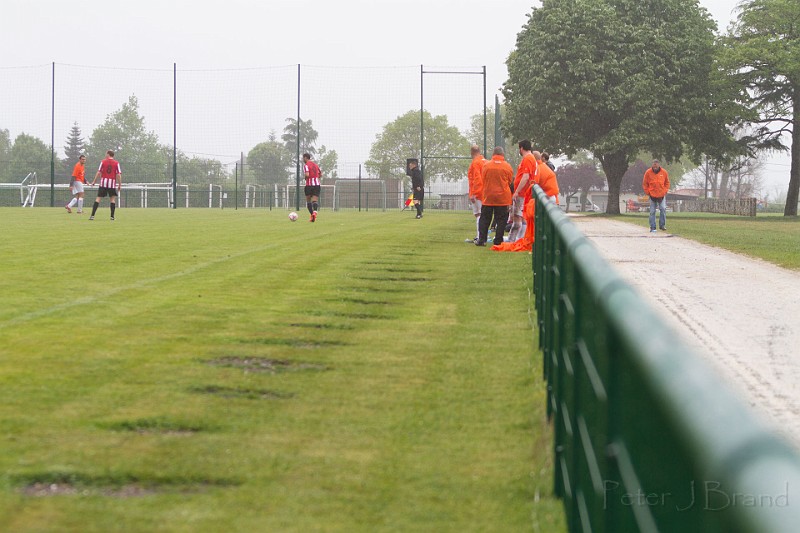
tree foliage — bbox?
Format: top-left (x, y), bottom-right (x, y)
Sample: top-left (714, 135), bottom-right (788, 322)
top-left (317, 145), bottom-right (338, 181)
top-left (0, 129), bottom-right (11, 182)
top-left (282, 118), bottom-right (318, 172)
top-left (247, 131), bottom-right (292, 186)
top-left (64, 122), bottom-right (85, 165)
top-left (718, 0), bottom-right (800, 215)
top-left (10, 133), bottom-right (54, 181)
top-left (467, 108), bottom-right (521, 169)
top-left (557, 162), bottom-right (606, 211)
top-left (503, 0), bottom-right (726, 213)
top-left (87, 95), bottom-right (167, 181)
top-left (63, 122), bottom-right (86, 176)
top-left (366, 110), bottom-right (469, 183)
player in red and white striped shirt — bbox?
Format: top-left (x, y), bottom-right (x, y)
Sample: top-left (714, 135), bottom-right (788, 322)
top-left (89, 150), bottom-right (122, 221)
top-left (303, 153), bottom-right (321, 222)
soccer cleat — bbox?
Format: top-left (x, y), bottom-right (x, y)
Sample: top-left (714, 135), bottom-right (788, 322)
top-left (415, 214), bottom-right (421, 219)
top-left (89, 216), bottom-right (94, 220)
top-left (65, 205), bottom-right (72, 213)
top-left (110, 217), bottom-right (115, 221)
top-left (650, 229), bottom-right (657, 233)
top-left (311, 210), bottom-right (317, 222)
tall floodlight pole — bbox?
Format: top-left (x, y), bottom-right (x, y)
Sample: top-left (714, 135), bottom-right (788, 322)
top-left (296, 64), bottom-right (301, 211)
top-left (172, 63), bottom-right (177, 209)
top-left (50, 62), bottom-right (55, 207)
top-left (420, 64), bottom-right (424, 185)
top-left (482, 66), bottom-right (487, 157)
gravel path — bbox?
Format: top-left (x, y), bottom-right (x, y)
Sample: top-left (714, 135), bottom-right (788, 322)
top-left (569, 216), bottom-right (800, 447)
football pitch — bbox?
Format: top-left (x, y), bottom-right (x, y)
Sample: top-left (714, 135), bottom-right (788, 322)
top-left (0, 208), bottom-right (565, 532)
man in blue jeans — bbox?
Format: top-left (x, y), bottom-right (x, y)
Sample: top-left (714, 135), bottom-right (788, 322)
top-left (642, 159), bottom-right (670, 233)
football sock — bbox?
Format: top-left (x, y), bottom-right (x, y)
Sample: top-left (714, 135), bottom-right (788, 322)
top-left (67, 198), bottom-right (78, 208)
top-left (475, 217), bottom-right (480, 239)
top-left (78, 198), bottom-right (84, 211)
top-left (416, 204), bottom-right (422, 216)
top-left (307, 202), bottom-right (313, 214)
top-left (312, 201), bottom-right (318, 213)
top-left (91, 201), bottom-right (99, 216)
top-left (110, 203), bottom-right (116, 217)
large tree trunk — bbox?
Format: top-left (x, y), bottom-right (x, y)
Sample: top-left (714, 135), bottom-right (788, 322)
top-left (598, 152), bottom-right (629, 214)
top-left (719, 171), bottom-right (730, 200)
top-left (785, 95), bottom-right (800, 216)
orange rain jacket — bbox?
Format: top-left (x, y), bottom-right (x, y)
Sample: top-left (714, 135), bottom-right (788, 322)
top-left (468, 155), bottom-right (486, 200)
top-left (481, 154), bottom-right (514, 206)
top-left (643, 167), bottom-right (670, 198)
top-left (536, 160), bottom-right (560, 201)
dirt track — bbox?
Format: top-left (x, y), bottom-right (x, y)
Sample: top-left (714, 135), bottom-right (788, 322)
top-left (569, 216), bottom-right (800, 447)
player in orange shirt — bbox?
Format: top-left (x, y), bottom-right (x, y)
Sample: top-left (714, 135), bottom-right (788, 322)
top-left (476, 147), bottom-right (514, 247)
top-left (509, 140), bottom-right (537, 242)
top-left (65, 154), bottom-right (87, 214)
top-left (466, 144), bottom-right (486, 242)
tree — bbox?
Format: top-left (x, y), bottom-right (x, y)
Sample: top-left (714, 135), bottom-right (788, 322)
top-left (174, 150), bottom-right (229, 185)
top-left (366, 110), bottom-right (469, 183)
top-left (621, 160), bottom-right (649, 195)
top-left (282, 118), bottom-right (318, 172)
top-left (467, 108), bottom-right (521, 169)
top-left (556, 158), bottom-right (605, 212)
top-left (87, 95), bottom-right (168, 182)
top-left (503, 0), bottom-right (727, 214)
top-left (317, 145), bottom-right (339, 181)
top-left (10, 133), bottom-right (54, 182)
top-left (247, 131), bottom-right (292, 186)
top-left (0, 129), bottom-right (11, 181)
top-left (64, 122), bottom-right (85, 164)
top-left (63, 122), bottom-right (86, 176)
top-left (718, 0), bottom-right (800, 215)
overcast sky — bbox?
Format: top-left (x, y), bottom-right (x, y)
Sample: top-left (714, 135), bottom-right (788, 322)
top-left (0, 0), bottom-right (790, 194)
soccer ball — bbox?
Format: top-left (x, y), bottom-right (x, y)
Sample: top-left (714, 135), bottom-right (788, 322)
top-left (288, 211), bottom-right (298, 221)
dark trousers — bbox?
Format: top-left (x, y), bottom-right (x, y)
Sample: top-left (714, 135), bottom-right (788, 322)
top-left (478, 205), bottom-right (508, 245)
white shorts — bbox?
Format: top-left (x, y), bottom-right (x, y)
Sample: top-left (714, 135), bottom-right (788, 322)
top-left (471, 198), bottom-right (482, 216)
top-left (72, 182), bottom-right (85, 194)
top-left (511, 196), bottom-right (525, 217)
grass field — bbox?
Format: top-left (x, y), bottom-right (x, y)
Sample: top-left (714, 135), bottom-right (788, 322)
top-left (0, 207), bottom-right (565, 532)
top-left (615, 212), bottom-right (800, 269)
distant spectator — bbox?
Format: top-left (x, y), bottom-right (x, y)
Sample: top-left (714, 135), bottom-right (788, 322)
top-left (642, 159), bottom-right (670, 233)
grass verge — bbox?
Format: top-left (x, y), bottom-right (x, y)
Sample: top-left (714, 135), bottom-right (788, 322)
top-left (0, 208), bottom-right (565, 532)
top-left (613, 212), bottom-right (800, 269)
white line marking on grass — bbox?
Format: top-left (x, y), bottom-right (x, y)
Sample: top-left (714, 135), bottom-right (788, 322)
top-left (0, 246), bottom-right (273, 330)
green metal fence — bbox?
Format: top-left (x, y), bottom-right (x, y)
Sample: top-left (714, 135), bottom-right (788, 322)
top-left (532, 184), bottom-right (800, 532)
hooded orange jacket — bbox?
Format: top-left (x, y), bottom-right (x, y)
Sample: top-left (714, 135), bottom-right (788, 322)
top-left (536, 160), bottom-right (560, 200)
top-left (468, 155), bottom-right (486, 199)
top-left (643, 167), bottom-right (670, 198)
top-left (481, 154), bottom-right (514, 206)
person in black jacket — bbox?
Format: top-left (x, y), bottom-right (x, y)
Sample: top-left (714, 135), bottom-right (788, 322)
top-left (409, 159), bottom-right (424, 219)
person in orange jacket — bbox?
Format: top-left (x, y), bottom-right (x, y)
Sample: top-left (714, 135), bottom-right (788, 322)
top-left (466, 144), bottom-right (486, 242)
top-left (642, 159), bottom-right (670, 233)
top-left (476, 146), bottom-right (514, 247)
top-left (535, 151), bottom-right (559, 201)
top-left (509, 139), bottom-right (537, 242)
